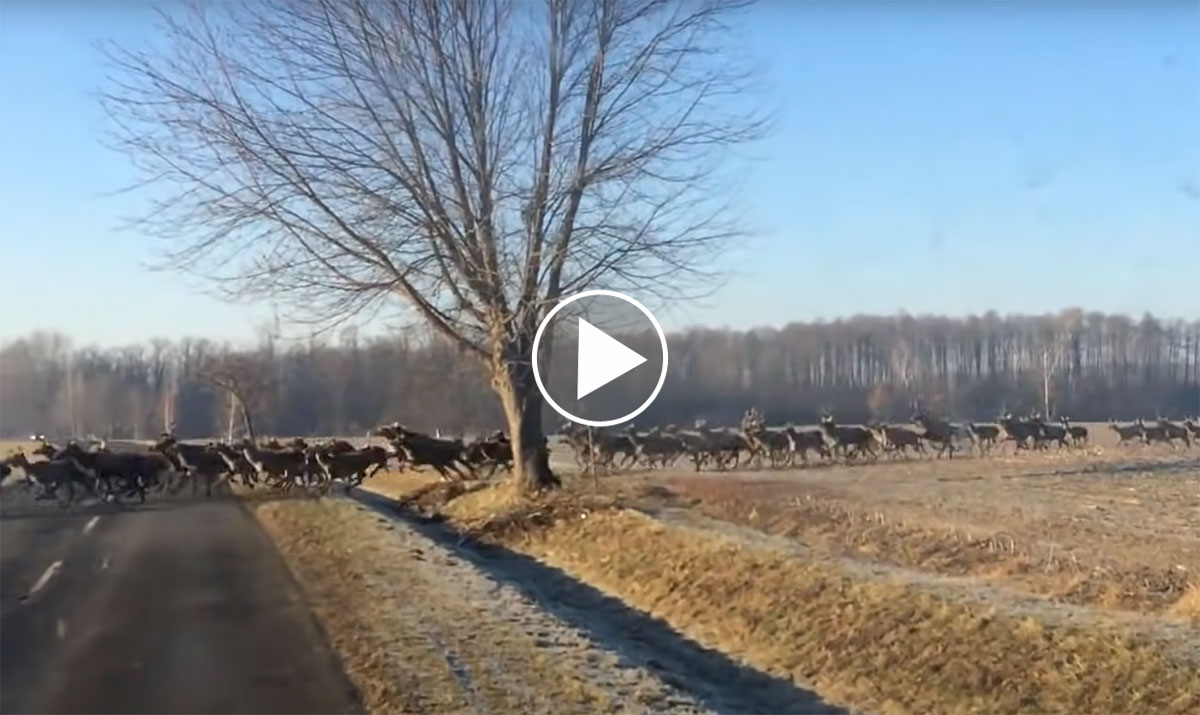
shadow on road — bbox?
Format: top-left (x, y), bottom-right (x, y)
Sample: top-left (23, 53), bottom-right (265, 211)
top-left (350, 489), bottom-right (845, 715)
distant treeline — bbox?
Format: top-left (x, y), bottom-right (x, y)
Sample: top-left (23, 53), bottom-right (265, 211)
top-left (2, 309), bottom-right (1198, 440)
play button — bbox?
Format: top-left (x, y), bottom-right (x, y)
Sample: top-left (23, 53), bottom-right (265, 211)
top-left (533, 290), bottom-right (669, 427)
top-left (576, 318), bottom-right (647, 399)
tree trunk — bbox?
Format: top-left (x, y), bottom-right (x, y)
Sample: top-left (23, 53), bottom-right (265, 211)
top-left (226, 393), bottom-right (238, 442)
top-left (162, 384), bottom-right (174, 434)
top-left (492, 340), bottom-right (560, 494)
top-left (237, 391), bottom-right (257, 443)
top-left (1042, 349), bottom-right (1052, 420)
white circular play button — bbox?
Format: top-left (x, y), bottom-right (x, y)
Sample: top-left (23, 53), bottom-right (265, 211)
top-left (532, 290), bottom-right (669, 427)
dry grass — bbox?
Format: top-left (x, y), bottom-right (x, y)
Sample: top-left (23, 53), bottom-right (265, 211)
top-left (646, 476), bottom-right (1198, 616)
top-left (362, 468), bottom-right (621, 539)
top-left (431, 485), bottom-right (1200, 715)
top-left (252, 497), bottom-right (623, 714)
top-left (255, 499), bottom-right (473, 714)
top-left (1171, 584), bottom-right (1200, 624)
top-left (1, 440), bottom-right (46, 486)
top-left (565, 431), bottom-right (1200, 619)
top-left (0, 440), bottom-right (44, 459)
top-left (362, 470), bottom-right (442, 502)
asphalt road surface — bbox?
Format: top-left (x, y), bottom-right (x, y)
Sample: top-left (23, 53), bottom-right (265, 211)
top-left (1, 497), bottom-right (362, 715)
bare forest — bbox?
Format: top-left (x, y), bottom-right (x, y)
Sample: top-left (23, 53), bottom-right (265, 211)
top-left (3, 308), bottom-right (1197, 440)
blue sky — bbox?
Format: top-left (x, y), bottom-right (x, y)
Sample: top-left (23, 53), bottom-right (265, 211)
top-left (1, 0), bottom-right (1197, 347)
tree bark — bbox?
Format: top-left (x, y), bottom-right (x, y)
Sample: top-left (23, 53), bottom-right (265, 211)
top-left (226, 393), bottom-right (238, 442)
top-left (237, 390), bottom-right (257, 443)
top-left (492, 339), bottom-right (560, 494)
top-left (201, 370), bottom-right (258, 443)
top-left (1042, 348), bottom-right (1053, 420)
top-left (1043, 360), bottom-right (1051, 419)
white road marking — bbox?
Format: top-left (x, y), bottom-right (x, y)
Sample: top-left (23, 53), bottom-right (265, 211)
top-left (28, 560), bottom-right (63, 598)
top-left (101, 556), bottom-right (111, 571)
top-left (82, 516), bottom-right (100, 534)
top-left (56, 618), bottom-right (67, 639)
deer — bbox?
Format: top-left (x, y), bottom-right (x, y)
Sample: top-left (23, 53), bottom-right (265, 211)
top-left (383, 425), bottom-right (472, 482)
top-left (661, 424), bottom-right (717, 471)
top-left (1058, 417), bottom-right (1088, 448)
top-left (693, 420), bottom-right (754, 470)
top-left (869, 423), bottom-right (927, 459)
top-left (462, 431), bottom-right (514, 478)
top-left (1107, 419), bottom-right (1142, 447)
top-left (5, 452), bottom-right (96, 505)
top-left (624, 425), bottom-right (684, 469)
top-left (782, 425), bottom-right (830, 465)
top-left (59, 441), bottom-right (162, 503)
top-left (312, 445), bottom-right (390, 493)
top-left (739, 409), bottom-right (792, 468)
top-left (1028, 415), bottom-right (1070, 449)
top-left (240, 439), bottom-right (309, 491)
top-left (210, 442), bottom-right (260, 488)
top-left (965, 422), bottom-right (1002, 455)
top-left (152, 433), bottom-right (232, 497)
top-left (1135, 419), bottom-right (1175, 448)
top-left (912, 413), bottom-right (958, 459)
top-left (1155, 417), bottom-right (1192, 448)
top-left (818, 414), bottom-right (878, 462)
top-left (999, 414), bottom-right (1040, 451)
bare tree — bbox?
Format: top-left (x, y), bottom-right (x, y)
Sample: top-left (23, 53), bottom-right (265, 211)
top-left (1039, 317), bottom-right (1072, 420)
top-left (195, 353), bottom-right (269, 442)
top-left (891, 332), bottom-right (916, 397)
top-left (1040, 341), bottom-right (1065, 421)
top-left (101, 0), bottom-right (766, 491)
top-left (865, 383), bottom-right (892, 421)
top-left (4, 310), bottom-right (1200, 440)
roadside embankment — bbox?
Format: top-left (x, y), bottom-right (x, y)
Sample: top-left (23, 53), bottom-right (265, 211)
top-left (355, 475), bottom-right (1200, 715)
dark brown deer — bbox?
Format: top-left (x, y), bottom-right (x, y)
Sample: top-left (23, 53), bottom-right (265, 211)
top-left (783, 425), bottom-right (830, 465)
top-left (819, 414), bottom-right (878, 462)
top-left (965, 422), bottom-right (1001, 454)
top-left (912, 413), bottom-right (957, 459)
top-left (1058, 417), bottom-right (1088, 447)
top-left (1107, 420), bottom-right (1141, 446)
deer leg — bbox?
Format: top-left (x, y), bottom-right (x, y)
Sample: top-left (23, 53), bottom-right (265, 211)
top-left (58, 479), bottom-right (75, 508)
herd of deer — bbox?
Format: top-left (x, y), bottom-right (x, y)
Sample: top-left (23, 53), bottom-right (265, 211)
top-left (558, 411), bottom-right (1200, 473)
top-left (1, 413), bottom-right (1195, 507)
top-left (0, 423), bottom-right (517, 507)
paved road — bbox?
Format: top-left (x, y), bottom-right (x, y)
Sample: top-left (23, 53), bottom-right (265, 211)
top-left (0, 498), bottom-right (362, 714)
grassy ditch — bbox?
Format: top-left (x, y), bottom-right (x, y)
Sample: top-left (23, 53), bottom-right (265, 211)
top-left (364, 476), bottom-right (1200, 715)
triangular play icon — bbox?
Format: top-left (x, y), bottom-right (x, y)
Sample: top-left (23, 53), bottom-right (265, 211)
top-left (576, 318), bottom-right (648, 399)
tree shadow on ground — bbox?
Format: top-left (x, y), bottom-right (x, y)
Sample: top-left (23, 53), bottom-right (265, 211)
top-left (350, 489), bottom-right (846, 715)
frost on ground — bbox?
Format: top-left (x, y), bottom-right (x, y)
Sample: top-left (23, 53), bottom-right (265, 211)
top-left (359, 471), bottom-right (1200, 715)
top-left (251, 497), bottom-right (835, 715)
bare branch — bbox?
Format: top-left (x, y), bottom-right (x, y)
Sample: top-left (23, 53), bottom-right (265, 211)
top-left (101, 0), bottom-right (767, 489)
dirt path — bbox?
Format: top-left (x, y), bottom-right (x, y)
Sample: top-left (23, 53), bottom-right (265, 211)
top-left (251, 493), bottom-right (843, 715)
